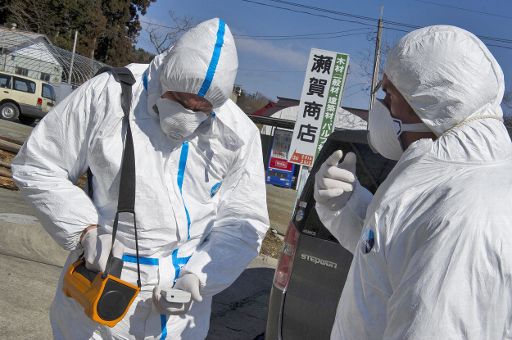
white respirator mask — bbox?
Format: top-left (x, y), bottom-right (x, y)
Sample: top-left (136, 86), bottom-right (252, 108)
top-left (367, 99), bottom-right (431, 161)
top-left (155, 97), bottom-right (209, 140)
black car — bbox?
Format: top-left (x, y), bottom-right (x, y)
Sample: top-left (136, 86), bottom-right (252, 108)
top-left (265, 129), bottom-right (395, 340)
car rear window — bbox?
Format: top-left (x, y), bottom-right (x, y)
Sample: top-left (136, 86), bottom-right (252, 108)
top-left (13, 77), bottom-right (36, 94)
top-left (296, 136), bottom-right (396, 242)
top-left (42, 84), bottom-right (56, 101)
top-left (0, 74), bottom-right (11, 88)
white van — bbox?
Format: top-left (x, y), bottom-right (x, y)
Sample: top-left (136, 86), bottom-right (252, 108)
top-left (0, 71), bottom-right (56, 125)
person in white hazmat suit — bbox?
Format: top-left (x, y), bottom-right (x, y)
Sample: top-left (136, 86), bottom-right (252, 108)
top-left (315, 25), bottom-right (512, 339)
top-left (12, 18), bottom-right (269, 339)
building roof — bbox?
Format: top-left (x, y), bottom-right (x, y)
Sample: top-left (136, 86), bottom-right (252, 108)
top-left (0, 26), bottom-right (52, 52)
top-left (0, 25), bottom-right (106, 86)
top-left (260, 105), bottom-right (367, 135)
top-left (14, 41), bottom-right (60, 65)
top-left (251, 96), bottom-right (369, 122)
top-left (251, 97), bottom-right (298, 117)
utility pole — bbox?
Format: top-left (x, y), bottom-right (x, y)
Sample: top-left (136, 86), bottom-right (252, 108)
top-left (369, 6), bottom-right (384, 110)
top-left (68, 30), bottom-right (78, 85)
top-left (90, 37), bottom-right (96, 60)
top-left (90, 37), bottom-right (97, 79)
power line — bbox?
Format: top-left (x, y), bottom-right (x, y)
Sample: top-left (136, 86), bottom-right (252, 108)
top-left (144, 2), bottom-right (512, 47)
top-left (140, 20), bottom-right (181, 29)
top-left (235, 27), bottom-right (369, 38)
top-left (344, 82), bottom-right (370, 91)
top-left (240, 0), bottom-right (376, 27)
top-left (382, 26), bottom-right (512, 48)
top-left (266, 0), bottom-right (378, 23)
top-left (141, 19), bottom-right (373, 41)
top-left (344, 88), bottom-right (367, 99)
top-left (476, 35), bottom-right (512, 44)
top-left (382, 26), bottom-right (411, 34)
top-left (413, 0), bottom-right (512, 21)
top-left (236, 30), bottom-right (374, 40)
top-left (239, 68), bottom-right (304, 73)
top-left (383, 20), bottom-right (512, 45)
top-left (485, 43), bottom-right (512, 50)
top-left (240, 0), bottom-right (512, 48)
top-left (143, 1), bottom-right (512, 50)
top-left (141, 18), bottom-right (372, 37)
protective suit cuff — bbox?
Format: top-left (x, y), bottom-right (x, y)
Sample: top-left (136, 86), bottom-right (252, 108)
top-left (65, 228), bottom-right (87, 251)
top-left (67, 219), bottom-right (100, 251)
top-left (345, 180), bottom-right (373, 222)
top-left (315, 182), bottom-right (372, 254)
top-left (73, 237), bottom-right (83, 252)
top-left (70, 227), bottom-right (92, 251)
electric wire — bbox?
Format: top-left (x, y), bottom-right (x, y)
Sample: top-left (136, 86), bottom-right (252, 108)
top-left (239, 0), bottom-right (512, 49)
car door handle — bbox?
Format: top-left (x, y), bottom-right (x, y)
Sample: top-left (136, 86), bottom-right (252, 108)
top-left (2, 91), bottom-right (8, 93)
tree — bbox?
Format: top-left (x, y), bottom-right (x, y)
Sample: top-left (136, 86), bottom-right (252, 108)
top-left (146, 11), bottom-right (194, 53)
top-left (95, 0), bottom-right (153, 65)
top-left (0, 1), bottom-right (10, 25)
top-left (1, 0), bottom-right (156, 66)
top-left (358, 31), bottom-right (393, 95)
top-left (131, 47), bottom-right (154, 64)
top-left (1, 0), bottom-right (52, 33)
top-left (49, 0), bottom-right (107, 60)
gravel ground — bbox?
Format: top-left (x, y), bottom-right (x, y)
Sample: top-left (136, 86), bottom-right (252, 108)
top-left (260, 229), bottom-right (284, 259)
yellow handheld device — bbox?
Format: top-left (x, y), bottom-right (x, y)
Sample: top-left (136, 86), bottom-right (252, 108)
top-left (63, 256), bottom-right (140, 327)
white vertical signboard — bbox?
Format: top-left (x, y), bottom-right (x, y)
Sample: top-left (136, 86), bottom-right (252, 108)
top-left (288, 48), bottom-right (350, 167)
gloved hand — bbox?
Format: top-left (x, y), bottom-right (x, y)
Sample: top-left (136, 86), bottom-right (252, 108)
top-left (152, 273), bottom-right (202, 315)
top-left (314, 150), bottom-right (357, 211)
top-left (80, 226), bottom-right (125, 273)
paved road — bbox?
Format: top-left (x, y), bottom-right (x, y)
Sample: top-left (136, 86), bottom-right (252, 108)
top-left (0, 188), bottom-right (277, 339)
top-left (0, 254), bottom-right (275, 340)
top-left (265, 184), bottom-right (296, 235)
top-left (0, 119), bottom-right (32, 144)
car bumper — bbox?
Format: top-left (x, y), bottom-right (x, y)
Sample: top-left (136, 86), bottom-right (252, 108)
top-left (19, 104), bottom-right (46, 118)
top-left (265, 284), bottom-right (286, 340)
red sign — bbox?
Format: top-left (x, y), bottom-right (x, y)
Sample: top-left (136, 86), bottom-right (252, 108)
top-left (269, 157), bottom-right (294, 171)
top-left (289, 150), bottom-right (314, 167)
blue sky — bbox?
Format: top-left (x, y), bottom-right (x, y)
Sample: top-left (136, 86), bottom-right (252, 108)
top-left (136, 0), bottom-right (512, 113)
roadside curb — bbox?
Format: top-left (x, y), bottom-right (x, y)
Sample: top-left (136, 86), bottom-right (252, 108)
top-left (250, 254), bottom-right (278, 269)
top-left (0, 213), bottom-right (67, 267)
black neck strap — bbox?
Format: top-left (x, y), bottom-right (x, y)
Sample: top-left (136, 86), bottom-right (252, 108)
top-left (95, 67), bottom-right (141, 288)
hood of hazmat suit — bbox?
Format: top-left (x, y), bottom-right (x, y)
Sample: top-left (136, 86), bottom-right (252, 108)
top-left (146, 17), bottom-right (237, 115)
top-left (315, 25), bottom-right (512, 339)
top-left (149, 16), bottom-right (238, 139)
top-left (12, 18), bottom-right (269, 339)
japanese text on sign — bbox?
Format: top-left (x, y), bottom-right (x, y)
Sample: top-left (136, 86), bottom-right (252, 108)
top-left (288, 48), bottom-right (350, 167)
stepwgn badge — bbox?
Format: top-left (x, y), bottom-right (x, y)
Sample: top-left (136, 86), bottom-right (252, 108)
top-left (361, 228), bottom-right (375, 254)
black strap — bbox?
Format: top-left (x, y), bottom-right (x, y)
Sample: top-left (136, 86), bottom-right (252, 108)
top-left (92, 67), bottom-right (141, 287)
top-left (87, 67), bottom-right (135, 199)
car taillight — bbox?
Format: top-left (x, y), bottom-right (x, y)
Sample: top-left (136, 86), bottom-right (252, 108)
top-left (37, 98), bottom-right (42, 106)
top-left (273, 221), bottom-right (300, 291)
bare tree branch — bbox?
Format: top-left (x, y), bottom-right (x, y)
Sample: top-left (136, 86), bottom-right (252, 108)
top-left (358, 33), bottom-right (394, 94)
top-left (6, 0), bottom-right (47, 33)
top-left (145, 10), bottom-right (194, 54)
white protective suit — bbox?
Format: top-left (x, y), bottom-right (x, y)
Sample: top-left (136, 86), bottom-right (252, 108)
top-left (12, 18), bottom-right (269, 339)
top-left (316, 25), bottom-right (512, 339)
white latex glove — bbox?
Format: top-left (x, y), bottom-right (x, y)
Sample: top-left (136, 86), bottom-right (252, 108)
top-left (152, 273), bottom-right (202, 315)
top-left (80, 227), bottom-right (125, 273)
top-left (314, 150), bottom-right (357, 211)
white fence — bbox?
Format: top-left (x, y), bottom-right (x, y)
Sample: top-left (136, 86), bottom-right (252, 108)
top-left (0, 27), bottom-right (105, 90)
